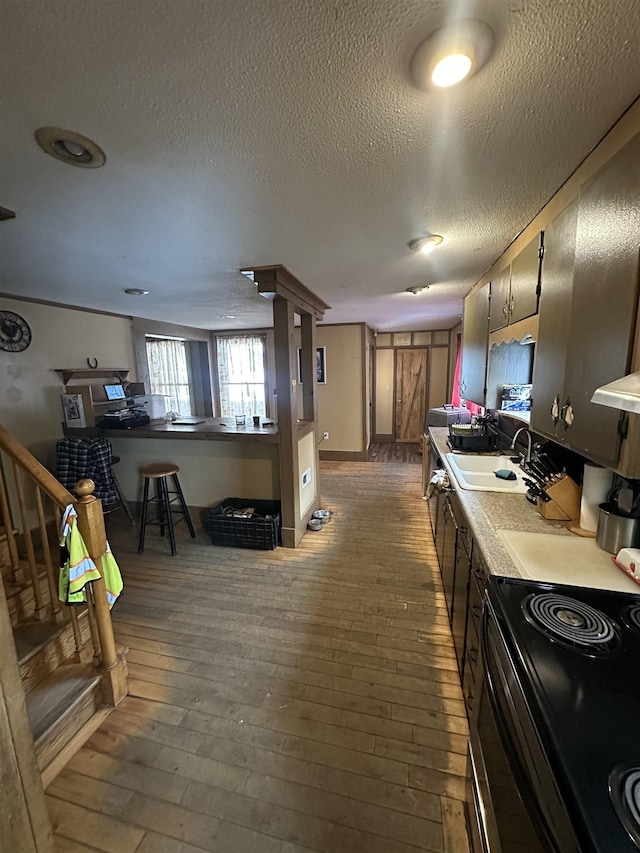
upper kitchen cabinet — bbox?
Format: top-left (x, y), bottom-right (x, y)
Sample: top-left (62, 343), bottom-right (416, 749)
top-left (488, 267), bottom-right (510, 332)
top-left (531, 133), bottom-right (640, 468)
top-left (531, 198), bottom-right (577, 441)
top-left (489, 235), bottom-right (542, 333)
top-left (460, 283), bottom-right (489, 406)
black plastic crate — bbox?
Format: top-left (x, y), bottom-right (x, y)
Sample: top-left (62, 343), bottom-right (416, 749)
top-left (204, 498), bottom-right (281, 550)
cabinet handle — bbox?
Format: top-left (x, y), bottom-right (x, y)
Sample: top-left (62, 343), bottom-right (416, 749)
top-left (473, 568), bottom-right (485, 582)
top-left (465, 692), bottom-right (474, 712)
top-left (509, 295), bottom-right (515, 314)
top-left (468, 647), bottom-right (479, 664)
top-left (551, 395), bottom-right (560, 426)
top-left (471, 604), bottom-right (482, 619)
top-left (502, 300), bottom-right (509, 317)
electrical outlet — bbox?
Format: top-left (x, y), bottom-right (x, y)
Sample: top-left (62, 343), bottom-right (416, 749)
top-left (323, 431), bottom-right (329, 440)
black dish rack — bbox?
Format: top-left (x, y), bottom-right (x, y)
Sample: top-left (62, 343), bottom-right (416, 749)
top-left (447, 422), bottom-right (498, 453)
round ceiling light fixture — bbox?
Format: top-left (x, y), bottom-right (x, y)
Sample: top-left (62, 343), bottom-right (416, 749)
top-left (408, 234), bottom-right (443, 255)
top-left (406, 285), bottom-right (430, 295)
top-left (34, 127), bottom-right (106, 168)
top-left (124, 288), bottom-right (150, 296)
top-left (410, 20), bottom-right (494, 91)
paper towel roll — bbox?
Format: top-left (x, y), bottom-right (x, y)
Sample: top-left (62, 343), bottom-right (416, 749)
top-left (580, 464), bottom-right (612, 532)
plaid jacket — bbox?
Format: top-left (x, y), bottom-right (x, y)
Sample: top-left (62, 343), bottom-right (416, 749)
top-left (56, 437), bottom-right (118, 505)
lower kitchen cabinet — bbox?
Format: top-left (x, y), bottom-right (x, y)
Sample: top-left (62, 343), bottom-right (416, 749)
top-left (431, 471), bottom-right (489, 718)
top-left (437, 493), bottom-right (458, 622)
top-left (452, 521), bottom-right (471, 675)
top-left (462, 546), bottom-right (487, 714)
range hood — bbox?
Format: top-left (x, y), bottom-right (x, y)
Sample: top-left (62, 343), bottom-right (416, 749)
top-left (590, 372), bottom-right (640, 413)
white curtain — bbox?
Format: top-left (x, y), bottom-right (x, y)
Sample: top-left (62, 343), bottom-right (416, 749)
top-left (146, 338), bottom-right (192, 416)
top-left (216, 335), bottom-right (267, 417)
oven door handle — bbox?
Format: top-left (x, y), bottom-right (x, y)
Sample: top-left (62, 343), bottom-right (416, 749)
top-left (481, 604), bottom-right (564, 853)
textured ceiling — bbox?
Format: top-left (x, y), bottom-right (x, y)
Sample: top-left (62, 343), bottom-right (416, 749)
top-left (1, 0), bottom-right (639, 331)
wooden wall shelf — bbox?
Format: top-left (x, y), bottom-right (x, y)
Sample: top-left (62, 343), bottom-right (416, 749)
top-left (54, 368), bottom-right (129, 384)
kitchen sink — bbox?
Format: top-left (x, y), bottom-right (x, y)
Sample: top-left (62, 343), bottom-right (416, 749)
top-left (445, 453), bottom-right (528, 494)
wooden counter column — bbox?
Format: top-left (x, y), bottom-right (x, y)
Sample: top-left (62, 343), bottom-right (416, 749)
top-left (273, 296), bottom-right (300, 547)
top-left (247, 264), bottom-right (330, 547)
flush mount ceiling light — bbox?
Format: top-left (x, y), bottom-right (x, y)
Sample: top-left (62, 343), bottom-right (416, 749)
top-left (406, 285), bottom-right (430, 295)
top-left (124, 288), bottom-right (149, 296)
top-left (408, 234), bottom-right (444, 255)
top-left (34, 127), bottom-right (106, 168)
top-left (410, 20), bottom-right (494, 90)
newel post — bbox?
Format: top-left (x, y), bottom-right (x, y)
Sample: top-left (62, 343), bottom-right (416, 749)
top-left (74, 479), bottom-right (128, 706)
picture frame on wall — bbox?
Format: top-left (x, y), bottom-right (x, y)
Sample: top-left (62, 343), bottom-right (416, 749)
top-left (297, 346), bottom-right (327, 384)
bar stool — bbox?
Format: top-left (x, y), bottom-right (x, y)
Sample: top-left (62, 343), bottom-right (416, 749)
top-left (138, 463), bottom-right (196, 556)
top-left (110, 455), bottom-right (134, 526)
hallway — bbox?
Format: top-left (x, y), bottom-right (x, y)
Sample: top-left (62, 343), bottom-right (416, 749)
top-left (47, 460), bottom-right (469, 853)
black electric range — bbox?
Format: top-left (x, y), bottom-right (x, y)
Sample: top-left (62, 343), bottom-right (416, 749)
top-left (475, 575), bottom-right (640, 852)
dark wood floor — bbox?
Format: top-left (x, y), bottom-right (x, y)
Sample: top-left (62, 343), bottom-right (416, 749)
top-left (368, 443), bottom-right (423, 464)
top-left (47, 460), bottom-right (468, 853)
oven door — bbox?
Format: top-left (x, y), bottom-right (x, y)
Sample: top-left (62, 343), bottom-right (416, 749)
top-left (467, 599), bottom-right (581, 853)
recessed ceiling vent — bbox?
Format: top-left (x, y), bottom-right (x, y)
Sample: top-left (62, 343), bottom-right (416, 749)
top-left (34, 127), bottom-right (106, 168)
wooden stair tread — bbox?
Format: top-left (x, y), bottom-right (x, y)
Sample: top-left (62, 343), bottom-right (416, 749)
top-left (13, 620), bottom-right (65, 666)
top-left (27, 663), bottom-right (101, 745)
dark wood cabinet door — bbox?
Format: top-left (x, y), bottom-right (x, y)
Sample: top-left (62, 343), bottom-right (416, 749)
top-left (440, 498), bottom-right (457, 623)
top-left (509, 233), bottom-right (541, 324)
top-left (460, 283), bottom-right (489, 406)
top-left (489, 269), bottom-right (510, 332)
top-left (531, 198), bottom-right (578, 440)
top-left (562, 134), bottom-right (640, 465)
top-left (452, 537), bottom-right (470, 677)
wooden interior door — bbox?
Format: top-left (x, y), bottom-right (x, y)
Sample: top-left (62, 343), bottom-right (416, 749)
top-left (395, 348), bottom-right (428, 442)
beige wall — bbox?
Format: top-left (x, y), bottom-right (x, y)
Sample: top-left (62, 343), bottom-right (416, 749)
top-left (315, 325), bottom-right (363, 452)
top-left (428, 347), bottom-right (449, 411)
top-left (448, 323), bottom-right (462, 400)
top-left (375, 349), bottom-right (395, 435)
top-left (297, 430), bottom-right (317, 516)
top-left (374, 329), bottom-right (454, 437)
top-left (0, 297), bottom-right (136, 468)
top-left (109, 436), bottom-right (279, 508)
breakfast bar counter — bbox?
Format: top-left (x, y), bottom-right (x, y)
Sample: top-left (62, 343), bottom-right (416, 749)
top-left (65, 417), bottom-right (280, 443)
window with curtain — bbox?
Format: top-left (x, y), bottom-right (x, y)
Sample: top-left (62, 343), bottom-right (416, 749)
top-left (145, 337), bottom-right (192, 416)
top-left (216, 335), bottom-right (267, 417)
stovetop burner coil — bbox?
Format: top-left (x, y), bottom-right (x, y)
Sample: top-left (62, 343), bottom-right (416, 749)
top-left (522, 593), bottom-right (621, 656)
top-left (624, 604), bottom-right (640, 633)
top-left (610, 766), bottom-right (640, 848)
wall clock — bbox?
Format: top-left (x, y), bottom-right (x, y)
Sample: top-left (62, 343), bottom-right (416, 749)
top-left (0, 311), bottom-right (32, 352)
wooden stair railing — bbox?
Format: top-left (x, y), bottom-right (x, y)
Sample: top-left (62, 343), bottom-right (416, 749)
top-left (0, 423), bottom-right (127, 707)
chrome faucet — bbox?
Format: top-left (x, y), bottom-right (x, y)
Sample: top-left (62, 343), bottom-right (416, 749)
top-left (510, 427), bottom-right (532, 464)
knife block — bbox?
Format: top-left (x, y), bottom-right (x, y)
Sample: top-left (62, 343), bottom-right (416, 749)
top-left (537, 475), bottom-right (582, 521)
